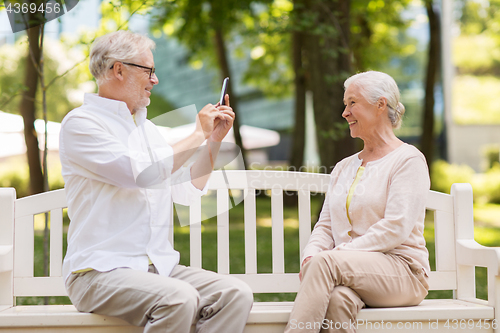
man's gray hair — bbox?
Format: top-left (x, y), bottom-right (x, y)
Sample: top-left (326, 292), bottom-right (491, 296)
top-left (89, 30), bottom-right (156, 85)
top-left (344, 71), bottom-right (406, 129)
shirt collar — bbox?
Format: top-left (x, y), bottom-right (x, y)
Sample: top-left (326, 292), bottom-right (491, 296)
top-left (83, 93), bottom-right (147, 126)
top-left (133, 107), bottom-right (147, 126)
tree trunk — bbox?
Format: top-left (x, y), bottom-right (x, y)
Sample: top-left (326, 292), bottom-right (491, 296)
top-left (288, 3), bottom-right (307, 172)
top-left (20, 25), bottom-right (44, 195)
top-left (213, 28), bottom-right (248, 169)
top-left (420, 0), bottom-right (441, 170)
top-left (305, 0), bottom-right (355, 174)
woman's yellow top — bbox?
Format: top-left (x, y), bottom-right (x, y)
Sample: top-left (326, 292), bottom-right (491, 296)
top-left (346, 166), bottom-right (365, 225)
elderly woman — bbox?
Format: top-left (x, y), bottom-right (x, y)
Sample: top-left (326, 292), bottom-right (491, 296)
top-left (285, 71), bottom-right (430, 333)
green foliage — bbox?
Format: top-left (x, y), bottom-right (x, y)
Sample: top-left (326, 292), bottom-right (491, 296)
top-left (430, 160), bottom-right (475, 194)
top-left (431, 160), bottom-right (500, 205)
top-left (0, 37), bottom-right (93, 122)
top-left (453, 0), bottom-right (500, 124)
top-left (318, 122), bottom-right (349, 141)
top-left (150, 0), bottom-right (277, 103)
top-left (475, 163), bottom-right (500, 205)
top-left (453, 34), bottom-right (500, 75)
top-left (98, 0), bottom-right (158, 32)
top-left (0, 169), bottom-right (30, 198)
top-left (239, 0), bottom-right (294, 98)
top-left (483, 144), bottom-right (500, 170)
top-left (457, 0), bottom-right (500, 36)
top-left (0, 160), bottom-right (64, 198)
top-left (452, 75), bottom-right (500, 124)
top-left (350, 0), bottom-right (412, 71)
top-left (147, 91), bottom-right (177, 120)
top-left (240, 0), bottom-right (414, 99)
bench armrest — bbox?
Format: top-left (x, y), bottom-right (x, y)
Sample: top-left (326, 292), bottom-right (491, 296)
top-left (0, 188), bottom-right (15, 275)
top-left (456, 239), bottom-right (500, 275)
top-left (0, 245), bottom-right (13, 273)
top-left (456, 239), bottom-right (500, 308)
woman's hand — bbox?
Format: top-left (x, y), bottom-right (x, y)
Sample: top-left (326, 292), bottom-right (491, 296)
top-left (299, 256), bottom-right (313, 281)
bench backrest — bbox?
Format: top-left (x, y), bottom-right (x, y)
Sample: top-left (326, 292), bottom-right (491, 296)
top-left (2, 170), bottom-right (471, 301)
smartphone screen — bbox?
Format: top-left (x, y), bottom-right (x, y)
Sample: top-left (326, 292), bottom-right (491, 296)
top-left (219, 77), bottom-right (229, 105)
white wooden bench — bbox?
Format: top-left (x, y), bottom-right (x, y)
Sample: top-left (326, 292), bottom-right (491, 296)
top-left (0, 170), bottom-right (499, 332)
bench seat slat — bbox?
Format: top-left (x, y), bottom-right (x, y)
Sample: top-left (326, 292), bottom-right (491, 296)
top-left (0, 300), bottom-right (493, 329)
top-left (247, 300), bottom-right (494, 323)
top-left (14, 277), bottom-right (67, 297)
top-left (0, 305), bottom-right (135, 328)
top-left (0, 246), bottom-right (13, 273)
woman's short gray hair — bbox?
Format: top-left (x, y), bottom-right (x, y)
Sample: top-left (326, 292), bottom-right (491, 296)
top-left (344, 71), bottom-right (405, 129)
top-left (89, 30), bottom-right (156, 85)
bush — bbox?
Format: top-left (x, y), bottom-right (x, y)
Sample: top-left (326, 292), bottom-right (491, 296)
top-left (0, 163), bottom-right (64, 198)
top-left (0, 169), bottom-right (30, 198)
top-left (431, 160), bottom-right (500, 205)
top-left (483, 144), bottom-right (500, 170)
top-left (430, 160), bottom-right (475, 194)
top-left (479, 163), bottom-right (500, 204)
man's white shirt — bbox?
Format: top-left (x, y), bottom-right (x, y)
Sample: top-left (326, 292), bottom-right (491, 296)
top-left (59, 93), bottom-right (207, 281)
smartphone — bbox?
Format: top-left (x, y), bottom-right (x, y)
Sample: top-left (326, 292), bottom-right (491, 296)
top-left (219, 77), bottom-right (229, 105)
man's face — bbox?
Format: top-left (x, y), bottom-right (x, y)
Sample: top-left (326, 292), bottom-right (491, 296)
top-left (123, 49), bottom-right (159, 113)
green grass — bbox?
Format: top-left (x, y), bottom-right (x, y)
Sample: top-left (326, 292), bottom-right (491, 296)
top-left (20, 199), bottom-right (500, 305)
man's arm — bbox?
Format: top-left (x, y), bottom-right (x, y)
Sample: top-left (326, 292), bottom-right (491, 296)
top-left (137, 96), bottom-right (234, 189)
top-left (169, 102), bottom-right (220, 173)
top-left (190, 94), bottom-right (235, 190)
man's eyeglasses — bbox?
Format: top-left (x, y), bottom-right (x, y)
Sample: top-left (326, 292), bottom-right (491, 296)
top-left (110, 62), bottom-right (156, 79)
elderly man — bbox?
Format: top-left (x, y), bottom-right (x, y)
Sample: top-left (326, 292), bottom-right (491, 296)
top-left (59, 30), bottom-right (253, 333)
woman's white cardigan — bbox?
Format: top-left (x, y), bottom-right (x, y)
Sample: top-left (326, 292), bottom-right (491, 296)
top-left (302, 143), bottom-right (431, 275)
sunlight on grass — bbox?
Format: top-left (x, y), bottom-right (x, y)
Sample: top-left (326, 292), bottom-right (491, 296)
top-left (257, 217), bottom-right (299, 228)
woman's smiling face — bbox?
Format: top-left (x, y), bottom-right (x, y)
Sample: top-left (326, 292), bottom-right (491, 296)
top-left (342, 83), bottom-right (380, 140)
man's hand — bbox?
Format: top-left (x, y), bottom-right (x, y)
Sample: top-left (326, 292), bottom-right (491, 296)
top-left (195, 103), bottom-right (218, 140)
top-left (212, 94), bottom-right (234, 142)
top-left (195, 94), bottom-right (235, 142)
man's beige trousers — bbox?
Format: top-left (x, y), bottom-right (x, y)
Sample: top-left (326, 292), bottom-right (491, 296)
top-left (66, 264), bottom-right (253, 333)
top-left (285, 251), bottom-right (429, 333)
